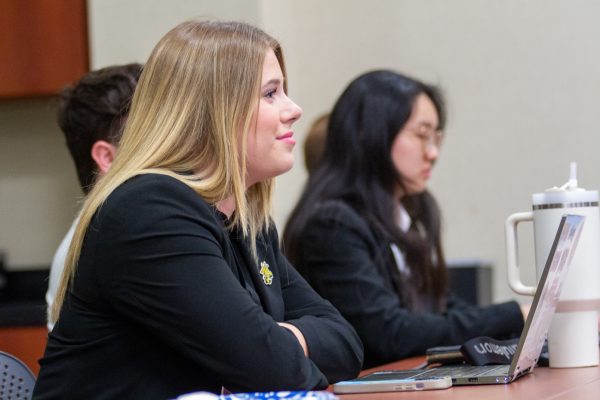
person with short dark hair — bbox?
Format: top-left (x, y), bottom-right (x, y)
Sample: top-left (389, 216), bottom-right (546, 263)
top-left (45, 63), bottom-right (142, 330)
top-left (57, 63), bottom-right (142, 194)
top-left (283, 70), bottom-right (524, 368)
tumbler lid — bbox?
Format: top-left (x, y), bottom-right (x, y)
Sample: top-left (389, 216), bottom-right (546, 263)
top-left (532, 162), bottom-right (599, 206)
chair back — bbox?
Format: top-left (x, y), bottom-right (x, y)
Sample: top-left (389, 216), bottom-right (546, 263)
top-left (0, 350), bottom-right (36, 400)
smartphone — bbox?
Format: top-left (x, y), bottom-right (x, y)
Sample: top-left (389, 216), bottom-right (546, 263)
top-left (332, 371), bottom-right (452, 394)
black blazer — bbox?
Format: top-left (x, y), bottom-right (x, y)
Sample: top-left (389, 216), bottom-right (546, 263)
top-left (33, 174), bottom-right (363, 400)
top-left (293, 199), bottom-right (524, 368)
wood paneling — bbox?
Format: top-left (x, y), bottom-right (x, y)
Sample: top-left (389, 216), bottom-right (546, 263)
top-left (0, 0), bottom-right (89, 98)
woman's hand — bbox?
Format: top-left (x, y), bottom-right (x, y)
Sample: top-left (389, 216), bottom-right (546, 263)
top-left (278, 322), bottom-right (309, 357)
top-left (520, 303), bottom-right (531, 320)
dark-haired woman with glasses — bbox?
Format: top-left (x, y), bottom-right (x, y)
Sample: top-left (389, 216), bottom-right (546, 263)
top-left (283, 70), bottom-right (524, 368)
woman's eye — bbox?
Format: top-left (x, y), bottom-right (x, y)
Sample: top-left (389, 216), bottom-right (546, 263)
top-left (264, 89), bottom-right (276, 99)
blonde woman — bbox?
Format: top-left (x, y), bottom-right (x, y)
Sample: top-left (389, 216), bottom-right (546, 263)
top-left (33, 20), bottom-right (363, 399)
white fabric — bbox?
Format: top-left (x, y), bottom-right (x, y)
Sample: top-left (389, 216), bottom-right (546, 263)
top-left (391, 205), bottom-right (412, 276)
top-left (46, 217), bottom-right (78, 330)
top-left (397, 204), bottom-right (412, 232)
top-left (390, 243), bottom-right (409, 276)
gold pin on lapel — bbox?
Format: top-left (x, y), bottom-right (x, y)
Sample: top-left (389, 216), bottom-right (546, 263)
top-left (259, 261), bottom-right (273, 285)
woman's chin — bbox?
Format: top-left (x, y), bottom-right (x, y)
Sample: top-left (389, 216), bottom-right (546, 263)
top-left (405, 184), bottom-right (428, 196)
top-left (275, 157), bottom-right (295, 176)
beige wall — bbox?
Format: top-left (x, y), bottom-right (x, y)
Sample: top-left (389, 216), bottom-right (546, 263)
top-left (87, 0), bottom-right (261, 68)
top-left (0, 99), bottom-right (81, 268)
top-left (2, 0), bottom-right (599, 303)
top-left (266, 0), bottom-right (600, 303)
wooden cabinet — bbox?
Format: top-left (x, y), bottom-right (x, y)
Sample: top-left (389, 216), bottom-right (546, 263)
top-left (0, 0), bottom-right (89, 98)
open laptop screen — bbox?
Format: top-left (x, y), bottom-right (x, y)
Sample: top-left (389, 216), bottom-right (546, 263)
top-left (511, 214), bottom-right (585, 379)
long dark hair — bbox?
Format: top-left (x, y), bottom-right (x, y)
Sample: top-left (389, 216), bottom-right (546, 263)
top-left (284, 70), bottom-right (448, 311)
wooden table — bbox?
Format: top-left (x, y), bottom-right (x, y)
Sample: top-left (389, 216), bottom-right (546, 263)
top-left (336, 357), bottom-right (600, 400)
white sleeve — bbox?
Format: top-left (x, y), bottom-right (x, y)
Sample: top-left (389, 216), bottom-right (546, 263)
top-left (46, 218), bottom-right (78, 330)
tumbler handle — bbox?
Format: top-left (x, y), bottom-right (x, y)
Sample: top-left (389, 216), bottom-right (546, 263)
top-left (505, 212), bottom-right (536, 296)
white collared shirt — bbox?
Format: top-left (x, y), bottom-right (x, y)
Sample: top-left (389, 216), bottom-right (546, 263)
top-left (390, 205), bottom-right (412, 276)
top-left (390, 204), bottom-right (436, 276)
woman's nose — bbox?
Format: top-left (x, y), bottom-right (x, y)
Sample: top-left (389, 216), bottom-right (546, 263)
top-left (425, 143), bottom-right (439, 160)
top-left (283, 96), bottom-right (302, 124)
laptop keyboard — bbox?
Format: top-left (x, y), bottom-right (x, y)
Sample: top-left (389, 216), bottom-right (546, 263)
top-left (417, 364), bottom-right (510, 378)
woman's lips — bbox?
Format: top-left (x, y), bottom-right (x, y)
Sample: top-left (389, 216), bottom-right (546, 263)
top-left (277, 131), bottom-right (296, 145)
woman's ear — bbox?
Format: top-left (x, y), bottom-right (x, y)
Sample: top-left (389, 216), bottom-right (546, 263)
top-left (90, 140), bottom-right (117, 174)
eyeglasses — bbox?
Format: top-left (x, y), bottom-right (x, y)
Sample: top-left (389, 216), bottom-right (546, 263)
top-left (404, 124), bottom-right (444, 152)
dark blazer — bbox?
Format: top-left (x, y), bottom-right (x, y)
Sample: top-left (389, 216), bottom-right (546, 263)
top-left (293, 200), bottom-right (524, 368)
top-left (33, 174), bottom-right (363, 400)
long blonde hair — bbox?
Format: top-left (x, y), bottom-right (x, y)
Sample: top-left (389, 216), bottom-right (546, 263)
top-left (51, 20), bottom-right (287, 323)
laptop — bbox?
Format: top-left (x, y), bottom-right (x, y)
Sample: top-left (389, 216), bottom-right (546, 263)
top-left (334, 214), bottom-right (585, 392)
